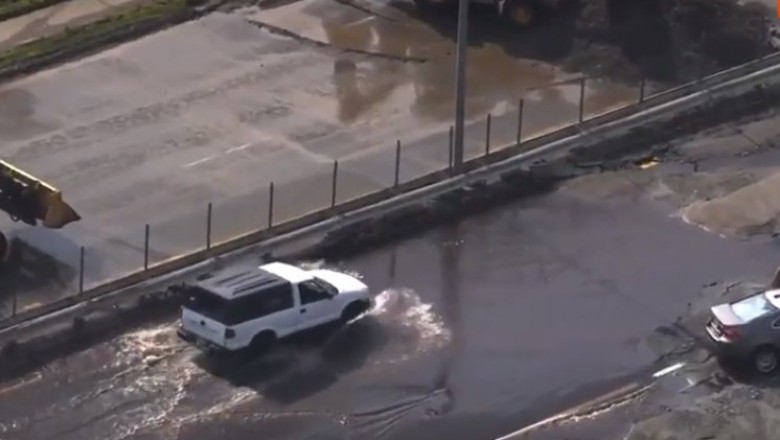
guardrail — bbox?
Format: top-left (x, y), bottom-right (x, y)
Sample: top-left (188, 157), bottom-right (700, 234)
top-left (2, 51), bottom-right (780, 332)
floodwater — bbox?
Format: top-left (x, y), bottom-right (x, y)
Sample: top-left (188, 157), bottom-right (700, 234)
top-left (1, 160), bottom-right (778, 440)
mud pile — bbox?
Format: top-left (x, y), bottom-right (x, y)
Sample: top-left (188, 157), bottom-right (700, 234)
top-left (560, 0), bottom-right (775, 83)
top-left (681, 171), bottom-right (780, 238)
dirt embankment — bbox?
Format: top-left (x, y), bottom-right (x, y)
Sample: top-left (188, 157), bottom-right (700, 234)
top-left (559, 0), bottom-right (775, 83)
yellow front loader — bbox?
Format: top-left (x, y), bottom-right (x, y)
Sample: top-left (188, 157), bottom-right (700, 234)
top-left (0, 160), bottom-right (80, 260)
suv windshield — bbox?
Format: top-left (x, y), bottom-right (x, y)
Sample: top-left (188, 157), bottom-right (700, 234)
top-left (732, 293), bottom-right (778, 322)
top-left (182, 286), bottom-right (231, 322)
top-left (312, 277), bottom-right (339, 296)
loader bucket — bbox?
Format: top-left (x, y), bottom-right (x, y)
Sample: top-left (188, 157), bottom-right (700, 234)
top-left (40, 190), bottom-right (81, 228)
top-left (0, 159), bottom-right (81, 229)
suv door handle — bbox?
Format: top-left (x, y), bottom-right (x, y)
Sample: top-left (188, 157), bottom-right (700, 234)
top-left (301, 308), bottom-right (307, 313)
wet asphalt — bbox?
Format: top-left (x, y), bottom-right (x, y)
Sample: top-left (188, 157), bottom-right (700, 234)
top-left (1, 162), bottom-right (779, 440)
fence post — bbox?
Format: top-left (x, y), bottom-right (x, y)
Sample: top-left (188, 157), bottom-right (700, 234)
top-left (79, 246), bottom-right (85, 294)
top-left (11, 291), bottom-right (16, 317)
top-left (485, 113), bottom-right (491, 156)
top-left (394, 140), bottom-right (401, 188)
top-left (144, 224), bottom-right (150, 271)
top-left (516, 99), bottom-right (524, 144)
top-left (267, 182), bottom-right (274, 229)
top-left (331, 160), bottom-right (339, 208)
top-left (578, 77), bottom-right (586, 123)
top-left (639, 74), bottom-right (646, 103)
top-left (448, 125), bottom-right (454, 169)
top-left (206, 202), bottom-right (212, 250)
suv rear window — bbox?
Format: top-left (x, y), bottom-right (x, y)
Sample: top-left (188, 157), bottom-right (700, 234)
top-left (732, 293), bottom-right (778, 322)
top-left (182, 283), bottom-right (294, 325)
top-left (183, 286), bottom-right (231, 322)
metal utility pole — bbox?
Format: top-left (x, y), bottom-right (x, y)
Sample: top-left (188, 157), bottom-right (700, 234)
top-left (452, 0), bottom-right (469, 169)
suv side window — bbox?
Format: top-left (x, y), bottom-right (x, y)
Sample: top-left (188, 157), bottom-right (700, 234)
top-left (299, 280), bottom-right (332, 304)
top-left (227, 283), bottom-right (294, 324)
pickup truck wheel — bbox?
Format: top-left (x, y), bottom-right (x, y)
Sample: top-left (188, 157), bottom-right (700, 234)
top-left (250, 331), bottom-right (277, 353)
top-left (752, 345), bottom-right (778, 374)
top-left (341, 301), bottom-right (369, 324)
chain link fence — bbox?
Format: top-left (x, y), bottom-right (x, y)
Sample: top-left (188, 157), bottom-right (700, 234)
top-left (2, 52), bottom-right (778, 322)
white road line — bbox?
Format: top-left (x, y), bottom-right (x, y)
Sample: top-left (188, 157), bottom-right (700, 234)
top-left (184, 155), bottom-right (216, 168)
top-left (226, 143), bottom-right (252, 153)
top-left (652, 361), bottom-right (686, 378)
top-left (183, 143), bottom-right (252, 168)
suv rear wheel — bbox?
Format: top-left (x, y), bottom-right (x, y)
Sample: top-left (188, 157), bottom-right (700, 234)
top-left (249, 331), bottom-right (277, 354)
top-left (752, 345), bottom-right (778, 374)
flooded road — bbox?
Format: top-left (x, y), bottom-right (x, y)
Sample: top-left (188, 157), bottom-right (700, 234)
top-left (2, 158), bottom-right (779, 440)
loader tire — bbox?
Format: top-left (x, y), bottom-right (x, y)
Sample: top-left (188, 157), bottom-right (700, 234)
top-left (502, 0), bottom-right (536, 26)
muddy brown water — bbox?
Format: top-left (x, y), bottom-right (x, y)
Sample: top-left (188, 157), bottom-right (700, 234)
top-left (1, 161), bottom-right (779, 440)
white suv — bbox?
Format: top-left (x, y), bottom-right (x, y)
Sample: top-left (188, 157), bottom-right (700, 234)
top-left (176, 261), bottom-right (372, 353)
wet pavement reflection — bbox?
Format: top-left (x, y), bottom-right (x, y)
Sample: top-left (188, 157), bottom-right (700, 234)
top-left (248, 0), bottom-right (637, 125)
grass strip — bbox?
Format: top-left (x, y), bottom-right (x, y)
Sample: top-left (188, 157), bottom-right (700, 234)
top-left (0, 0), bottom-right (190, 71)
top-left (0, 0), bottom-right (71, 22)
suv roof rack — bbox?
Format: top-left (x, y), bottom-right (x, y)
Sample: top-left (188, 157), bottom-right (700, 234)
top-left (195, 266), bottom-right (288, 299)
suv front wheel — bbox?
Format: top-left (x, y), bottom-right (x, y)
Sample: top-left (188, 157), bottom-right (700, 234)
top-left (341, 301), bottom-right (370, 324)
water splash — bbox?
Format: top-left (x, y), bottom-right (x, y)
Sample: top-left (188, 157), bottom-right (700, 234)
top-left (116, 323), bottom-right (185, 367)
top-left (297, 260), bottom-right (365, 280)
top-left (110, 325), bottom-right (260, 439)
top-left (369, 288), bottom-right (451, 363)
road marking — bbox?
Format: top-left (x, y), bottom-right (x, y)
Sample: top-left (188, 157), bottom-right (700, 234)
top-left (227, 143), bottom-right (251, 153)
top-left (184, 155), bottom-right (216, 168)
top-left (652, 362), bottom-right (685, 378)
top-left (183, 143), bottom-right (252, 168)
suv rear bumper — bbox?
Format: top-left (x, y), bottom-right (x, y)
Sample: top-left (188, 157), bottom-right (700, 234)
top-left (177, 326), bottom-right (228, 354)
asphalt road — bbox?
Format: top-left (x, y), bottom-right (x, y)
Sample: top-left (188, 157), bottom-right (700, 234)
top-left (0, 0), bottom-right (637, 313)
top-left (2, 151), bottom-right (778, 440)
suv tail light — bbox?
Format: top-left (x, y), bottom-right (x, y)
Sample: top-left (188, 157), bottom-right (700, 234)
top-left (225, 328), bottom-right (236, 339)
top-left (721, 325), bottom-right (741, 341)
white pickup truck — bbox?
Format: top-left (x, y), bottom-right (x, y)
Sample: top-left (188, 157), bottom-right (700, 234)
top-left (176, 262), bottom-right (372, 353)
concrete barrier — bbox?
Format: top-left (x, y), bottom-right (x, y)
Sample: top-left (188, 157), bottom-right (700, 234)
top-left (2, 50), bottom-right (780, 337)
